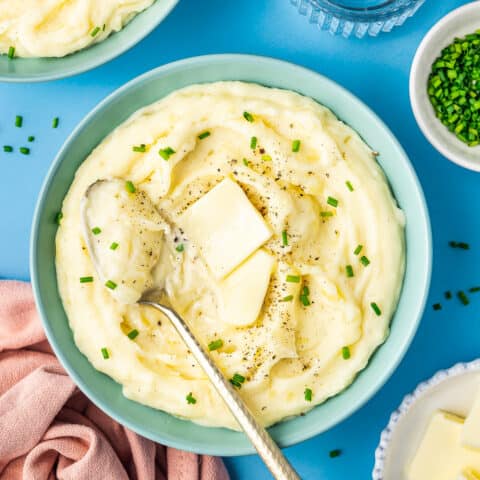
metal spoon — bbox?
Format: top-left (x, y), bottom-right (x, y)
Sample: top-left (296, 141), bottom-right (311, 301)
top-left (82, 179), bottom-right (301, 480)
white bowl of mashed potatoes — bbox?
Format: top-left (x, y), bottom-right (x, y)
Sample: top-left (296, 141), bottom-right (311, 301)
top-left (31, 55), bottom-right (432, 455)
top-left (0, 0), bottom-right (178, 82)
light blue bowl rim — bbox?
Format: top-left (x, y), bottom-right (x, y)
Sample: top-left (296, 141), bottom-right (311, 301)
top-left (30, 54), bottom-right (432, 456)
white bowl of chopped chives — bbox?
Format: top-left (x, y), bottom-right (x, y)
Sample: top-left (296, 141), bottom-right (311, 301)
top-left (410, 1), bottom-right (480, 172)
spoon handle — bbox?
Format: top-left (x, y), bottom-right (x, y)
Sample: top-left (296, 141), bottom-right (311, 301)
top-left (141, 301), bottom-right (301, 480)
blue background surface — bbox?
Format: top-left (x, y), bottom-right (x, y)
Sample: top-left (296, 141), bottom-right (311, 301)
top-left (0, 0), bottom-right (477, 478)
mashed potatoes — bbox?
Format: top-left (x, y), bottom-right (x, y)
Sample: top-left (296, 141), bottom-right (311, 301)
top-left (0, 0), bottom-right (155, 58)
top-left (56, 82), bottom-right (405, 429)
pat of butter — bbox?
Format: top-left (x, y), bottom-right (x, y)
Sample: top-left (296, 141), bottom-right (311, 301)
top-left (407, 411), bottom-right (480, 480)
top-left (218, 249), bottom-right (275, 327)
top-left (178, 178), bottom-right (272, 279)
top-left (462, 388), bottom-right (480, 450)
top-left (458, 468), bottom-right (480, 480)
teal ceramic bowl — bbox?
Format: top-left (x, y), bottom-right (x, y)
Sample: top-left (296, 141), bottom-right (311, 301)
top-left (0, 0), bottom-right (178, 82)
top-left (30, 55), bottom-right (431, 456)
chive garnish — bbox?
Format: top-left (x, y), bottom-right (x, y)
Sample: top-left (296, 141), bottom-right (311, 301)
top-left (292, 139), bottom-right (301, 153)
top-left (208, 339), bottom-right (223, 351)
top-left (458, 290), bottom-right (470, 305)
top-left (127, 329), bottom-right (139, 340)
top-left (7, 46), bottom-right (15, 59)
top-left (354, 245), bottom-right (363, 255)
top-left (243, 111), bottom-right (254, 122)
top-left (19, 147), bottom-right (30, 155)
top-left (186, 392), bottom-right (197, 404)
top-left (342, 346), bottom-right (351, 359)
top-left (346, 265), bottom-right (354, 278)
top-left (433, 303), bottom-right (442, 311)
top-left (302, 286), bottom-right (309, 296)
top-left (329, 449), bottom-right (341, 458)
top-left (282, 230), bottom-right (288, 246)
top-left (15, 115), bottom-right (22, 127)
top-left (371, 302), bottom-right (382, 316)
top-left (110, 242), bottom-right (119, 250)
top-left (286, 275), bottom-right (301, 283)
top-left (125, 180), bottom-right (136, 193)
top-left (262, 154), bottom-right (272, 161)
top-left (242, 158), bottom-right (249, 166)
top-left (469, 286), bottom-right (480, 293)
top-left (300, 295), bottom-right (310, 306)
top-left (52, 117), bottom-right (59, 129)
top-left (80, 276), bottom-right (94, 283)
top-left (28, 136), bottom-right (35, 142)
top-left (133, 144), bottom-right (146, 152)
top-left (198, 131), bottom-right (211, 140)
top-left (304, 388), bottom-right (312, 402)
top-left (159, 147), bottom-right (175, 160)
top-left (444, 290), bottom-right (452, 299)
top-left (230, 373), bottom-right (246, 388)
top-left (281, 295), bottom-right (294, 302)
top-left (55, 211), bottom-right (63, 225)
top-left (105, 280), bottom-right (117, 290)
top-left (3, 146), bottom-right (13, 152)
top-left (360, 256), bottom-right (370, 266)
top-left (346, 181), bottom-right (354, 192)
top-left (320, 211), bottom-right (333, 217)
top-left (101, 347), bottom-right (110, 359)
top-left (91, 227), bottom-right (101, 235)
top-left (327, 196), bottom-right (338, 208)
top-left (91, 26), bottom-right (101, 37)
top-left (176, 243), bottom-right (185, 252)
top-left (250, 136), bottom-right (257, 150)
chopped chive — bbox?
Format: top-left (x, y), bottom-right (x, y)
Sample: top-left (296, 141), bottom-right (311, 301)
top-left (125, 180), bottom-right (136, 193)
top-left (80, 276), bottom-right (94, 283)
top-left (103, 24), bottom-right (106, 31)
top-left (101, 347), bottom-right (109, 359)
top-left (360, 256), bottom-right (370, 267)
top-left (176, 243), bottom-right (185, 253)
top-left (444, 290), bottom-right (452, 299)
top-left (292, 139), bottom-right (301, 153)
top-left (55, 211), bottom-right (63, 225)
top-left (208, 339), bottom-right (223, 351)
top-left (281, 295), bottom-right (294, 302)
top-left (250, 136), bottom-right (257, 149)
top-left (105, 280), bottom-right (117, 290)
top-left (300, 294), bottom-right (311, 306)
top-left (110, 242), bottom-right (119, 250)
top-left (346, 181), bottom-right (354, 192)
top-left (329, 449), bottom-right (341, 458)
top-left (3, 146), bottom-right (13, 152)
top-left (342, 346), bottom-right (351, 359)
top-left (52, 117), bottom-right (59, 129)
top-left (354, 245), bottom-right (363, 255)
top-left (91, 227), bottom-right (101, 235)
top-left (243, 111), bottom-right (254, 122)
top-left (198, 131), bottom-right (211, 140)
top-left (230, 373), bottom-right (246, 388)
top-left (433, 303), bottom-right (442, 311)
top-left (262, 154), bottom-right (272, 161)
top-left (159, 147), bottom-right (175, 160)
top-left (371, 302), bottom-right (382, 316)
top-left (7, 46), bottom-right (15, 59)
top-left (469, 286), bottom-right (480, 293)
top-left (286, 275), bottom-right (301, 283)
top-left (19, 147), bottom-right (30, 155)
top-left (28, 136), bottom-right (35, 142)
top-left (186, 392), bottom-right (197, 404)
top-left (302, 285), bottom-right (309, 296)
top-left (91, 26), bottom-right (101, 37)
top-left (242, 158), bottom-right (249, 166)
top-left (320, 211), bottom-right (333, 217)
top-left (127, 329), bottom-right (139, 340)
top-left (346, 265), bottom-right (354, 278)
top-left (133, 144), bottom-right (146, 152)
top-left (304, 388), bottom-right (312, 402)
top-left (458, 290), bottom-right (470, 305)
top-left (327, 196), bottom-right (338, 208)
top-left (15, 115), bottom-right (22, 127)
top-left (282, 230), bottom-right (288, 246)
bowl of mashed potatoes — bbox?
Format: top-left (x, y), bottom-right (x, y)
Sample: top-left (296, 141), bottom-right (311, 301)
top-left (31, 55), bottom-right (431, 455)
top-left (0, 0), bottom-right (178, 82)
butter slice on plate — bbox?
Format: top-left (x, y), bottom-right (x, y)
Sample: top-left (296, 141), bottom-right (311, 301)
top-left (407, 411), bottom-right (480, 480)
top-left (463, 387), bottom-right (480, 450)
top-left (218, 249), bottom-right (275, 327)
top-left (178, 177), bottom-right (272, 279)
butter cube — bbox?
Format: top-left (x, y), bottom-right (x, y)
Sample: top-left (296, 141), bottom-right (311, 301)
top-left (178, 178), bottom-right (272, 279)
top-left (407, 411), bottom-right (480, 480)
top-left (218, 249), bottom-right (275, 327)
top-left (463, 388), bottom-right (480, 450)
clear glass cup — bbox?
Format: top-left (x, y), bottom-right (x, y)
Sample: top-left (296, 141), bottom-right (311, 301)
top-left (291, 0), bottom-right (426, 38)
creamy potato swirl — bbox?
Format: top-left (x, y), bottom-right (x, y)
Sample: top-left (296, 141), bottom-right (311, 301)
top-left (0, 0), bottom-right (155, 58)
top-left (56, 82), bottom-right (405, 429)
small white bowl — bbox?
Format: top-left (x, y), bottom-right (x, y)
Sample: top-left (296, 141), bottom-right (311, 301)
top-left (373, 359), bottom-right (480, 479)
top-left (410, 1), bottom-right (480, 171)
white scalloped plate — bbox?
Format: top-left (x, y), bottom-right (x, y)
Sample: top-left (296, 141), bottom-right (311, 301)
top-left (373, 360), bottom-right (480, 479)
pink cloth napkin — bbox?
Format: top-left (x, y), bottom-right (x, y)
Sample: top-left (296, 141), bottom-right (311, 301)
top-left (0, 280), bottom-right (230, 480)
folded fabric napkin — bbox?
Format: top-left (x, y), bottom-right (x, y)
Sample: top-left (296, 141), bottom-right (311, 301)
top-left (0, 280), bottom-right (230, 480)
